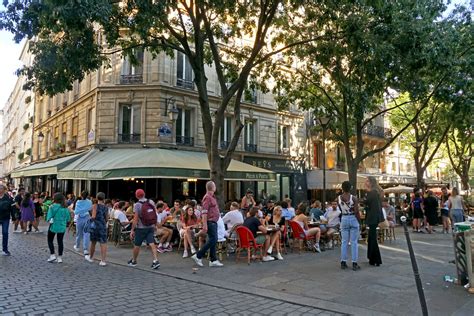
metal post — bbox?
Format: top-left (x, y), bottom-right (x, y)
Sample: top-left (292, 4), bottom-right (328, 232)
top-left (322, 126), bottom-right (327, 211)
top-left (401, 216), bottom-right (429, 316)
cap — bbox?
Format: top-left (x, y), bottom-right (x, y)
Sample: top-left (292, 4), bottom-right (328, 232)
top-left (135, 189), bottom-right (145, 199)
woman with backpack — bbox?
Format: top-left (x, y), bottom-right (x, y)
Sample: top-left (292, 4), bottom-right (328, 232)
top-left (20, 192), bottom-right (35, 234)
top-left (46, 193), bottom-right (71, 263)
top-left (86, 192), bottom-right (108, 266)
top-left (339, 181), bottom-right (361, 271)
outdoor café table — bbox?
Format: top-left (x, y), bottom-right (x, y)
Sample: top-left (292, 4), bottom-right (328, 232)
top-left (308, 221), bottom-right (321, 227)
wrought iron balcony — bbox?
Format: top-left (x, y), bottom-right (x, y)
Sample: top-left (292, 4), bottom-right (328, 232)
top-left (177, 78), bottom-right (194, 89)
top-left (362, 125), bottom-right (392, 138)
top-left (176, 135), bottom-right (194, 146)
top-left (245, 143), bottom-right (258, 153)
top-left (118, 133), bottom-right (141, 143)
top-left (120, 74), bottom-right (143, 84)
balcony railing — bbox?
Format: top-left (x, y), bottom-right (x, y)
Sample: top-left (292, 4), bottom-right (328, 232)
top-left (245, 143), bottom-right (258, 153)
top-left (220, 141), bottom-right (230, 150)
top-left (362, 125), bottom-right (392, 138)
top-left (176, 135), bottom-right (194, 146)
top-left (120, 74), bottom-right (143, 84)
top-left (177, 78), bottom-right (194, 89)
top-left (118, 133), bottom-right (141, 143)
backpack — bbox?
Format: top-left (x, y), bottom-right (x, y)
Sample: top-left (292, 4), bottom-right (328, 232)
top-left (140, 200), bottom-right (157, 226)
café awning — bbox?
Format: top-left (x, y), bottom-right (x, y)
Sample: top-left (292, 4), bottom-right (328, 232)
top-left (10, 153), bottom-right (86, 178)
top-left (57, 148), bottom-right (275, 181)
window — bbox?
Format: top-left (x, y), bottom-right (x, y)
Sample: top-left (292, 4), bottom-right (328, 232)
top-left (71, 117), bottom-right (78, 148)
top-left (53, 126), bottom-right (59, 149)
top-left (278, 125), bottom-right (289, 153)
top-left (73, 80), bottom-right (80, 100)
top-left (220, 116), bottom-right (232, 149)
top-left (392, 162), bottom-right (397, 174)
top-left (87, 108), bottom-right (93, 133)
top-left (243, 86), bottom-right (258, 104)
top-left (119, 104), bottom-right (141, 143)
top-left (121, 49), bottom-right (144, 84)
top-left (176, 108), bottom-right (193, 146)
top-left (61, 122), bottom-right (67, 145)
top-left (244, 120), bottom-right (257, 152)
top-left (176, 51), bottom-right (194, 89)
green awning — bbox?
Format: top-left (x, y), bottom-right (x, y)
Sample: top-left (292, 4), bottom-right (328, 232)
top-left (58, 148), bottom-right (275, 181)
top-left (10, 153), bottom-right (86, 178)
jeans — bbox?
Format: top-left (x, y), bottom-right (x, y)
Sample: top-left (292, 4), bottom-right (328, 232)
top-left (0, 219), bottom-right (9, 252)
top-left (75, 215), bottom-right (90, 254)
top-left (451, 209), bottom-right (464, 224)
top-left (340, 215), bottom-right (359, 263)
top-left (48, 229), bottom-right (65, 256)
top-left (197, 221), bottom-right (217, 262)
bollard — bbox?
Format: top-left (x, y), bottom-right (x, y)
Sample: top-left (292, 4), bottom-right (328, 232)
top-left (401, 216), bottom-right (429, 316)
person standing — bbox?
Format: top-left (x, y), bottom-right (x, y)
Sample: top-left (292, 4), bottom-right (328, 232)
top-left (0, 185), bottom-right (14, 256)
top-left (86, 192), bottom-right (108, 266)
top-left (411, 192), bottom-right (424, 233)
top-left (127, 189), bottom-right (160, 269)
top-left (192, 181), bottom-right (224, 267)
top-left (74, 191), bottom-right (92, 257)
top-left (423, 190), bottom-right (438, 234)
top-left (448, 187), bottom-right (466, 226)
top-left (338, 181), bottom-right (360, 270)
top-left (20, 192), bottom-right (35, 234)
top-left (13, 187), bottom-right (25, 232)
top-left (30, 192), bottom-right (43, 233)
top-left (365, 176), bottom-right (384, 267)
top-left (440, 186), bottom-right (450, 234)
top-left (241, 189), bottom-right (256, 214)
top-left (46, 193), bottom-right (71, 263)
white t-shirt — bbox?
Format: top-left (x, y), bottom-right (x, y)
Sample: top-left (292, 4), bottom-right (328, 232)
top-left (113, 210), bottom-right (129, 224)
top-left (222, 210), bottom-right (244, 232)
top-left (156, 211), bottom-right (168, 224)
top-left (324, 209), bottom-right (341, 228)
top-left (217, 217), bottom-right (227, 241)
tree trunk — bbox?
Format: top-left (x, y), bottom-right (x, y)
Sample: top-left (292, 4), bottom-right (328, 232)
top-left (461, 169), bottom-right (470, 191)
top-left (347, 159), bottom-right (359, 195)
top-left (209, 155), bottom-right (226, 209)
top-left (415, 165), bottom-right (425, 190)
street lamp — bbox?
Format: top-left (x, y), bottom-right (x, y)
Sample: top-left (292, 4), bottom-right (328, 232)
top-left (38, 132), bottom-right (45, 142)
top-left (316, 116), bottom-right (330, 210)
top-left (168, 105), bottom-right (179, 122)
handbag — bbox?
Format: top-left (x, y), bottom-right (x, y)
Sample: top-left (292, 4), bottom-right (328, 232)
top-left (84, 218), bottom-right (96, 233)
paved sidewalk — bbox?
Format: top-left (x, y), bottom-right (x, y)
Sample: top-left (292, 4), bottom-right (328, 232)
top-left (59, 225), bottom-right (473, 316)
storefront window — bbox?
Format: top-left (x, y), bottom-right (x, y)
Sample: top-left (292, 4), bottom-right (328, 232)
top-left (267, 174), bottom-right (281, 201)
top-left (282, 176), bottom-right (290, 200)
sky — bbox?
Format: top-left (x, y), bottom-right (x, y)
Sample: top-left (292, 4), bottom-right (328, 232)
top-left (0, 0), bottom-right (470, 111)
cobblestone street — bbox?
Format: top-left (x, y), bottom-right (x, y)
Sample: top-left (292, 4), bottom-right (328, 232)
top-left (0, 230), bottom-right (345, 316)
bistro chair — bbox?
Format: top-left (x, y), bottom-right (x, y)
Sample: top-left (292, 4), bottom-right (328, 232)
top-left (288, 220), bottom-right (316, 253)
top-left (110, 219), bottom-right (131, 247)
top-left (235, 226), bottom-right (264, 265)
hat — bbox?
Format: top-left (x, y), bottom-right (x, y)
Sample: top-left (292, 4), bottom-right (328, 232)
top-left (135, 189), bottom-right (145, 199)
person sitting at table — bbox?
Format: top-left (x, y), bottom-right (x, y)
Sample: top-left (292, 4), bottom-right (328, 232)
top-left (243, 207), bottom-right (275, 262)
top-left (265, 206), bottom-right (285, 260)
top-left (382, 198), bottom-right (396, 228)
top-left (170, 200), bottom-right (183, 219)
top-left (309, 200), bottom-right (324, 221)
top-left (222, 202), bottom-right (244, 236)
top-left (125, 199), bottom-right (135, 217)
top-left (293, 203), bottom-right (322, 253)
top-left (155, 202), bottom-right (173, 253)
top-left (323, 200), bottom-right (341, 249)
top-left (113, 201), bottom-right (132, 231)
top-left (180, 201), bottom-right (198, 258)
top-left (262, 200), bottom-right (275, 217)
top-left (280, 200), bottom-right (295, 220)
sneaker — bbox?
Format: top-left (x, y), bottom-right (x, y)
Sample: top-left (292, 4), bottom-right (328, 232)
top-left (341, 261), bottom-right (348, 269)
top-left (352, 262), bottom-right (361, 271)
top-left (128, 259), bottom-right (137, 267)
top-left (276, 253), bottom-right (284, 260)
top-left (84, 255), bottom-right (94, 263)
top-left (182, 250), bottom-right (189, 258)
top-left (157, 246), bottom-right (165, 253)
top-left (267, 246), bottom-right (273, 255)
top-left (164, 244), bottom-right (173, 252)
top-left (99, 261), bottom-right (107, 267)
top-left (262, 255), bottom-right (275, 262)
top-left (328, 240), bottom-right (334, 249)
top-left (191, 254), bottom-right (203, 267)
top-left (23, 232), bottom-right (28, 235)
top-left (2, 251), bottom-right (11, 256)
top-left (314, 244), bottom-right (321, 253)
top-left (47, 255), bottom-right (57, 263)
top-left (190, 247), bottom-right (196, 254)
top-left (57, 257), bottom-right (63, 264)
top-left (73, 245), bottom-right (80, 252)
top-left (209, 260), bottom-right (224, 267)
top-left (151, 260), bottom-right (161, 270)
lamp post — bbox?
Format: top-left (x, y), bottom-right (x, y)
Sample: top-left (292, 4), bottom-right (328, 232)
top-left (37, 132), bottom-right (44, 160)
top-left (168, 105), bottom-right (179, 145)
top-left (317, 116), bottom-right (330, 211)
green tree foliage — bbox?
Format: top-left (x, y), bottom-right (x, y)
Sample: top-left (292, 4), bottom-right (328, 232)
top-left (0, 0), bottom-right (311, 205)
top-left (273, 0), bottom-right (452, 189)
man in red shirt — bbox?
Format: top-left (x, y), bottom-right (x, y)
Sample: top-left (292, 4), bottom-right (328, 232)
top-left (191, 181), bottom-right (223, 267)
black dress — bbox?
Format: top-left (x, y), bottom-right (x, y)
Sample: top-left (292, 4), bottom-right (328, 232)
top-left (365, 190), bottom-right (383, 265)
top-left (424, 196), bottom-right (438, 226)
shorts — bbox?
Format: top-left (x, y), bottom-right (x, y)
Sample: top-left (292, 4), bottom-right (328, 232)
top-left (256, 235), bottom-right (266, 245)
top-left (90, 227), bottom-right (107, 244)
top-left (441, 209), bottom-right (449, 217)
top-left (413, 208), bottom-right (424, 219)
top-left (134, 227), bottom-right (155, 246)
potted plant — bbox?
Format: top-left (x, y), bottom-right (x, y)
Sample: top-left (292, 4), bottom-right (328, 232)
top-left (18, 152), bottom-right (24, 161)
top-left (56, 143), bottom-right (66, 153)
top-left (25, 148), bottom-right (32, 156)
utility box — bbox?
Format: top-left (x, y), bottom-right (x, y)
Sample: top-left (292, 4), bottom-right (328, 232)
top-left (453, 223), bottom-right (474, 293)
